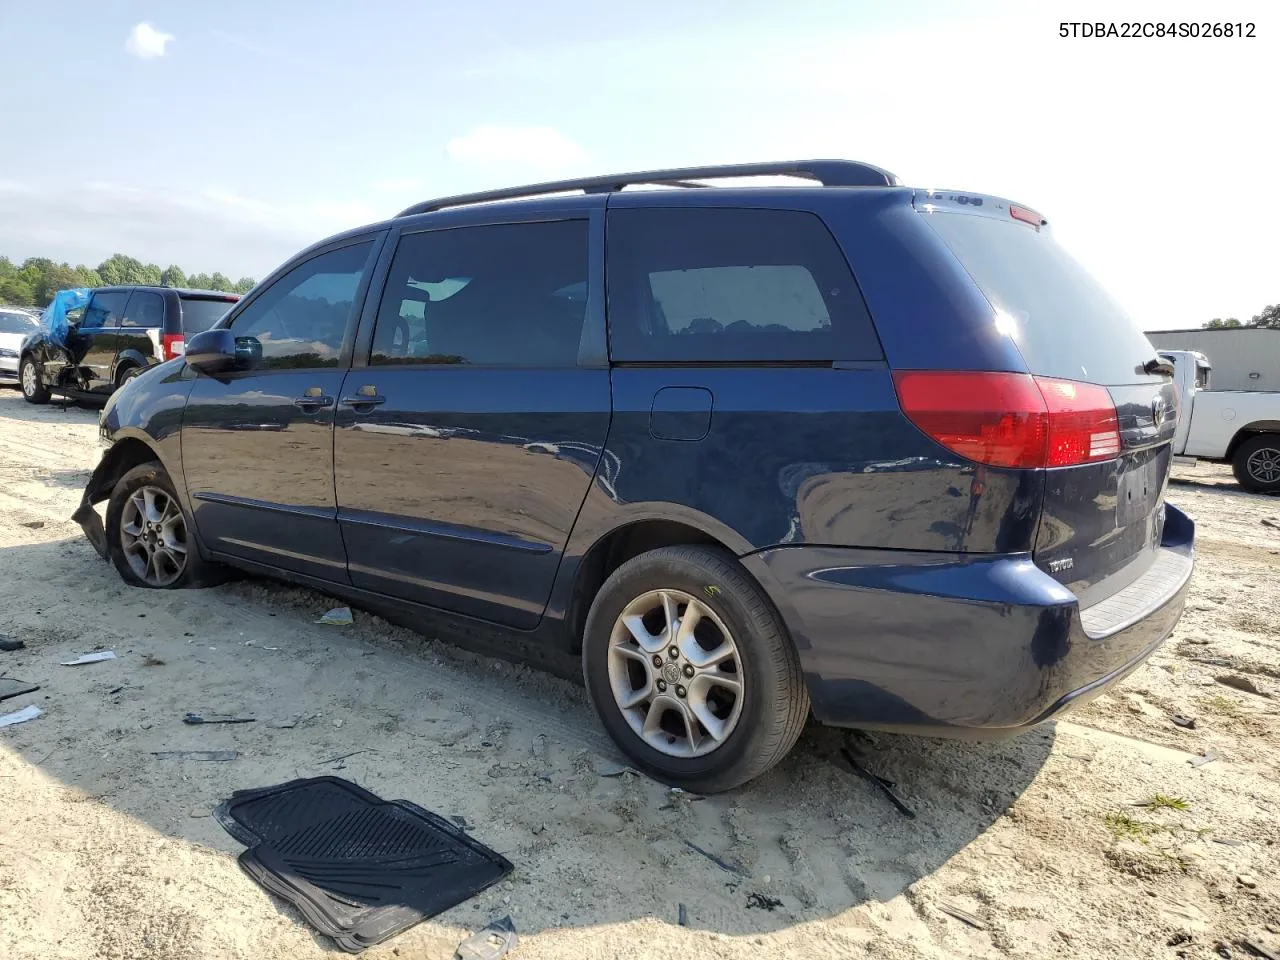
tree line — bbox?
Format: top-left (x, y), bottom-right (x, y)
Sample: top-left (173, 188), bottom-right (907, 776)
top-left (1204, 304), bottom-right (1280, 329)
top-left (0, 253), bottom-right (256, 308)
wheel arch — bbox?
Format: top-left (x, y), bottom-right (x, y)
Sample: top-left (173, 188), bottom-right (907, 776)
top-left (564, 518), bottom-right (746, 655)
top-left (83, 436), bottom-right (166, 506)
top-left (112, 348), bottom-right (152, 383)
top-left (1227, 421), bottom-right (1280, 460)
top-left (19, 347), bottom-right (46, 377)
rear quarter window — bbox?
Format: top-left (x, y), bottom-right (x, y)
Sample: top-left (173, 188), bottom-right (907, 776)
top-left (179, 297), bottom-right (237, 334)
top-left (122, 291), bottom-right (164, 327)
top-left (923, 211), bottom-right (1160, 385)
top-left (607, 207), bottom-right (881, 363)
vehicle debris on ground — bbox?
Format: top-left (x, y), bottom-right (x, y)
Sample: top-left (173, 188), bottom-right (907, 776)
top-left (0, 704), bottom-right (42, 728)
top-left (0, 678), bottom-right (39, 702)
top-left (61, 651), bottom-right (117, 666)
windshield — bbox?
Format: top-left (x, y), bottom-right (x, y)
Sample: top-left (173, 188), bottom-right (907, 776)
top-left (0, 311), bottom-right (38, 334)
top-left (923, 211), bottom-right (1162, 385)
top-left (179, 297), bottom-right (237, 334)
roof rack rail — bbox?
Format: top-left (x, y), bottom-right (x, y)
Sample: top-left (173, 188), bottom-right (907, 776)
top-left (396, 159), bottom-right (898, 217)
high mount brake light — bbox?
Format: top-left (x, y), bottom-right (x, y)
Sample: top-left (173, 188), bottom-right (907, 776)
top-left (1010, 204), bottom-right (1045, 226)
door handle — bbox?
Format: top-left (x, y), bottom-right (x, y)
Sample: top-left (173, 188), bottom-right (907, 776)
top-left (340, 385), bottom-right (386, 408)
top-left (293, 393), bottom-right (334, 411)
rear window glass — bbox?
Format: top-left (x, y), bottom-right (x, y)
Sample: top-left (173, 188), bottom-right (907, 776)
top-left (607, 208), bottom-right (881, 363)
top-left (924, 211), bottom-right (1159, 385)
top-left (179, 297), bottom-right (237, 334)
top-left (0, 311), bottom-right (37, 334)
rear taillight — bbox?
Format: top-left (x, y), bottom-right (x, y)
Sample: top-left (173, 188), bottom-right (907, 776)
top-left (162, 334), bottom-right (185, 361)
top-left (893, 371), bottom-right (1121, 469)
top-left (1036, 376), bottom-right (1122, 465)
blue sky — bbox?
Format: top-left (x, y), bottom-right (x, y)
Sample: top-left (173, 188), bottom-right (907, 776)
top-left (1, 0), bottom-right (1274, 328)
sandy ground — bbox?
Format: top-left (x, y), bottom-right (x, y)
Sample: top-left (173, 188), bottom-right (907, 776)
top-left (1, 388), bottom-right (1278, 960)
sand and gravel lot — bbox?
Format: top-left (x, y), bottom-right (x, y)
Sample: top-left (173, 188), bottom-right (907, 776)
top-left (1, 388), bottom-right (1278, 960)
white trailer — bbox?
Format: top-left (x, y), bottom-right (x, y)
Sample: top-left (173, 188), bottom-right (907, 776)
top-left (1146, 327), bottom-right (1280, 392)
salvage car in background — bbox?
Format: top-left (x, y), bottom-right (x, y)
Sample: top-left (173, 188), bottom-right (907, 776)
top-left (19, 286), bottom-right (239, 404)
top-left (0, 307), bottom-right (40, 384)
top-left (73, 161), bottom-right (1195, 792)
top-left (1159, 349), bottom-right (1280, 494)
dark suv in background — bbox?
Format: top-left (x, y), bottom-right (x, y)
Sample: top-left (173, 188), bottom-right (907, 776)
top-left (73, 161), bottom-right (1194, 792)
top-left (19, 285), bottom-right (239, 404)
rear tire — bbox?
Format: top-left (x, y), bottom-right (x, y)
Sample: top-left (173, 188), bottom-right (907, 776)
top-left (1233, 434), bottom-right (1280, 494)
top-left (115, 365), bottom-right (141, 389)
top-left (106, 461), bottom-right (225, 589)
top-left (582, 545), bottom-right (809, 793)
top-left (20, 358), bottom-right (49, 405)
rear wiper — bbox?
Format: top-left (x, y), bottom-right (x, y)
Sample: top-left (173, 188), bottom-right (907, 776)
top-left (1142, 357), bottom-right (1175, 377)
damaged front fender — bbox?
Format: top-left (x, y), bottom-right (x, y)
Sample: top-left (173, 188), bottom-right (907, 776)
top-left (72, 454), bottom-right (118, 559)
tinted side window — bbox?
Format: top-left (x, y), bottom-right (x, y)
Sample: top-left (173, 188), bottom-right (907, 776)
top-left (607, 208), bottom-right (880, 363)
top-left (121, 291), bottom-right (164, 327)
top-left (370, 220), bottom-right (588, 367)
top-left (229, 242), bottom-right (374, 370)
top-left (179, 297), bottom-right (237, 334)
top-left (82, 291), bottom-right (130, 328)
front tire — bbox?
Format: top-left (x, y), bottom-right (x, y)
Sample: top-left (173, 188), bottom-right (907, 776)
top-left (106, 461), bottom-right (222, 588)
top-left (582, 545), bottom-right (809, 793)
top-left (115, 365), bottom-right (141, 389)
top-left (1233, 434), bottom-right (1280, 494)
top-left (20, 358), bottom-right (50, 404)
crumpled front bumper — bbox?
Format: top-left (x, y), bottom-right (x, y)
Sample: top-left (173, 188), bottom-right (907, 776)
top-left (71, 453), bottom-right (116, 560)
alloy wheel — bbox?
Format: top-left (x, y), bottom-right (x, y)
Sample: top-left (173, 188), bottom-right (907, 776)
top-left (1247, 445), bottom-right (1280, 485)
top-left (119, 485), bottom-right (188, 586)
top-left (21, 361), bottom-right (37, 397)
top-left (606, 588), bottom-right (745, 758)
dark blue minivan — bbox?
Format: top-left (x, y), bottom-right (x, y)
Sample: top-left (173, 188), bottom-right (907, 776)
top-left (74, 161), bottom-right (1193, 791)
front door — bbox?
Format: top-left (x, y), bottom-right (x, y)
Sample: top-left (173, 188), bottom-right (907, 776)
top-left (117, 289), bottom-right (165, 373)
top-left (181, 238), bottom-right (380, 582)
top-left (71, 289), bottom-right (128, 390)
top-left (334, 216), bottom-right (611, 628)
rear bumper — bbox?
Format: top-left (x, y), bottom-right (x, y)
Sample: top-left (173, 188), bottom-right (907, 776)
top-left (741, 504), bottom-right (1194, 737)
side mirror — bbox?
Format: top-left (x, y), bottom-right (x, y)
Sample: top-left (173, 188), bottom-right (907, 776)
top-left (185, 329), bottom-right (239, 374)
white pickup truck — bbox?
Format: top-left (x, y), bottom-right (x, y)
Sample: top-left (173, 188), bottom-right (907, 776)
top-left (1161, 349), bottom-right (1280, 493)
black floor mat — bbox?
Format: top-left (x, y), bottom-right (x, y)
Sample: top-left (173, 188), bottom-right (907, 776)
top-left (216, 777), bottom-right (511, 953)
top-left (214, 776), bottom-right (383, 847)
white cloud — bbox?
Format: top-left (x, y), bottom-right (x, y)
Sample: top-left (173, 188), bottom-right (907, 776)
top-left (198, 189), bottom-right (377, 238)
top-left (125, 23), bottom-right (174, 60)
top-left (0, 181), bottom-right (377, 280)
top-left (446, 125), bottom-right (587, 168)
top-left (371, 177), bottom-right (422, 192)
top-left (201, 189), bottom-right (279, 223)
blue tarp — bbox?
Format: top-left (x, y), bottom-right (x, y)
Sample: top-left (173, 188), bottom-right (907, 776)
top-left (39, 288), bottom-right (93, 348)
